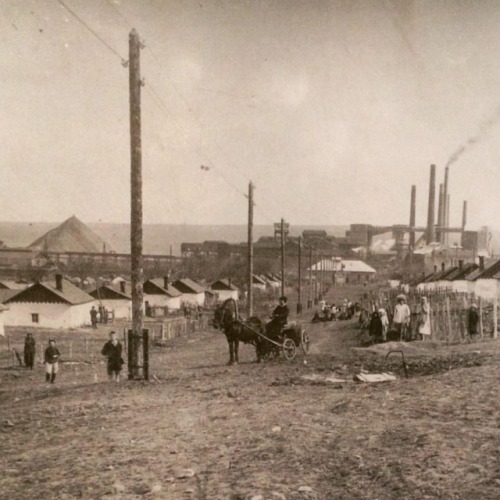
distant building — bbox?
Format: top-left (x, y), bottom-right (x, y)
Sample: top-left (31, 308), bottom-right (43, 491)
top-left (89, 285), bottom-right (132, 320)
top-left (211, 279), bottom-right (239, 302)
top-left (172, 278), bottom-right (205, 307)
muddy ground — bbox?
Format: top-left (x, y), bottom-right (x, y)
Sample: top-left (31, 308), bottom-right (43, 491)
top-left (1, 315), bottom-right (500, 499)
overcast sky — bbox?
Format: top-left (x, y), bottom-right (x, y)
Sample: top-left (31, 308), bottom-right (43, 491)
top-left (1, 0), bottom-right (500, 231)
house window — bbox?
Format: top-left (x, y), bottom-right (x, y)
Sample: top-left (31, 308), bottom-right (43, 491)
top-left (31, 313), bottom-right (39, 323)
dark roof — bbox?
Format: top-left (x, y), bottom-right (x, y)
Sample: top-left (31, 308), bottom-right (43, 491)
top-left (5, 279), bottom-right (94, 305)
top-left (144, 279), bottom-right (182, 297)
top-left (0, 280), bottom-right (29, 290)
top-left (468, 259), bottom-right (500, 281)
top-left (211, 279), bottom-right (239, 291)
top-left (445, 263), bottom-right (479, 281)
top-left (172, 278), bottom-right (205, 294)
top-left (466, 259), bottom-right (500, 281)
top-left (252, 275), bottom-right (267, 284)
top-left (89, 285), bottom-right (131, 300)
top-left (438, 267), bottom-right (459, 281)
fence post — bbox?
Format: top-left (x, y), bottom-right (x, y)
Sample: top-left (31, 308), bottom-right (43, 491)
top-left (445, 297), bottom-right (452, 343)
top-left (479, 297), bottom-right (484, 339)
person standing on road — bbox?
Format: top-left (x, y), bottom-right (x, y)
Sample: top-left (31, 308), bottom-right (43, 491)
top-left (467, 303), bottom-right (480, 342)
top-left (392, 295), bottom-right (411, 341)
top-left (378, 308), bottom-right (389, 342)
top-left (23, 332), bottom-right (36, 370)
top-left (90, 306), bottom-right (98, 329)
top-left (101, 331), bottom-right (124, 382)
top-left (44, 339), bottom-right (60, 383)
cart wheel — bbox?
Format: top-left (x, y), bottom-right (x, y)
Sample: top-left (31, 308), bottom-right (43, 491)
top-left (282, 338), bottom-right (297, 360)
top-left (301, 330), bottom-right (310, 354)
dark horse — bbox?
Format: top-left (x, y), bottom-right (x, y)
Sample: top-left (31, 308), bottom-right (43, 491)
top-left (213, 298), bottom-right (265, 365)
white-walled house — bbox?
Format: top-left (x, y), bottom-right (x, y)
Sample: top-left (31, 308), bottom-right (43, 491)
top-left (89, 285), bottom-right (132, 320)
top-left (4, 275), bottom-right (96, 329)
top-left (143, 278), bottom-right (182, 312)
top-left (252, 275), bottom-right (267, 291)
top-left (0, 304), bottom-right (7, 336)
top-left (172, 278), bottom-right (205, 307)
top-left (210, 279), bottom-right (239, 302)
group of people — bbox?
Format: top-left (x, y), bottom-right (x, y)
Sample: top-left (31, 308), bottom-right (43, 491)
top-left (369, 294), bottom-right (481, 343)
top-left (369, 295), bottom-right (431, 343)
top-left (90, 305), bottom-right (109, 329)
top-left (21, 331), bottom-right (125, 384)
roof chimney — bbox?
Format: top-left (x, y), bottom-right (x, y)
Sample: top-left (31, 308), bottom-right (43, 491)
top-left (120, 281), bottom-right (126, 293)
top-left (163, 276), bottom-right (169, 290)
top-left (441, 262), bottom-right (445, 271)
top-left (479, 256), bottom-right (485, 271)
top-left (458, 259), bottom-right (463, 270)
top-left (55, 274), bottom-right (63, 291)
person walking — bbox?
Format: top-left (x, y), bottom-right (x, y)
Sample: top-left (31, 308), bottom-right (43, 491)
top-left (23, 333), bottom-right (36, 370)
top-left (101, 331), bottom-right (124, 382)
top-left (393, 295), bottom-right (411, 341)
top-left (44, 339), bottom-right (60, 383)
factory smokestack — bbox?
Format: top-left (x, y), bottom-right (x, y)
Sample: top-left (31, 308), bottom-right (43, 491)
top-left (426, 164), bottom-right (436, 244)
top-left (409, 185), bottom-right (416, 248)
top-left (437, 183), bottom-right (444, 244)
top-left (462, 200), bottom-right (467, 228)
top-left (443, 167), bottom-right (449, 245)
top-left (446, 193), bottom-right (450, 245)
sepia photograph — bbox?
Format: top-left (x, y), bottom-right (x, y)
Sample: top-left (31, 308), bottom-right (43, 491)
top-left (1, 1), bottom-right (499, 498)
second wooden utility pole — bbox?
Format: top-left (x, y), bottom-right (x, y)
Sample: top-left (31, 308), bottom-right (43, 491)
top-left (280, 218), bottom-right (286, 297)
top-left (297, 236), bottom-right (302, 314)
top-left (129, 29), bottom-right (143, 380)
top-left (247, 182), bottom-right (254, 317)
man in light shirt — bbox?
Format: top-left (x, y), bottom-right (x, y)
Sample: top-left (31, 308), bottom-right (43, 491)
top-left (393, 296), bottom-right (411, 341)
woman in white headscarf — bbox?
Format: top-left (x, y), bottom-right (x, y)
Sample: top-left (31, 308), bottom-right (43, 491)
top-left (378, 308), bottom-right (389, 341)
top-left (418, 297), bottom-right (431, 339)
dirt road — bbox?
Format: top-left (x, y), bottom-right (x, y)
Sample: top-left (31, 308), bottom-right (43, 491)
top-left (1, 318), bottom-right (499, 499)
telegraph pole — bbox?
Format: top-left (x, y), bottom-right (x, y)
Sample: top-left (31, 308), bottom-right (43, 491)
top-left (247, 182), bottom-right (254, 317)
top-left (280, 218), bottom-right (286, 297)
top-left (308, 246), bottom-right (313, 308)
top-left (129, 29), bottom-right (143, 379)
top-left (314, 249), bottom-right (318, 304)
top-left (297, 236), bottom-right (302, 314)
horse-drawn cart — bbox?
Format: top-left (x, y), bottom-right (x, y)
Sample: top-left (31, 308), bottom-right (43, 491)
top-left (213, 298), bottom-right (310, 364)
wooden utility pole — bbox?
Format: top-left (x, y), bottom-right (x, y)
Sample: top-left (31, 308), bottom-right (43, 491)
top-left (308, 246), bottom-right (313, 308)
top-left (314, 249), bottom-right (318, 304)
top-left (247, 182), bottom-right (254, 317)
top-left (129, 29), bottom-right (143, 379)
top-left (280, 218), bottom-right (286, 297)
top-left (297, 236), bottom-right (302, 314)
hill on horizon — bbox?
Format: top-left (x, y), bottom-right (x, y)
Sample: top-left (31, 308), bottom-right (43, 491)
top-left (0, 221), bottom-right (349, 255)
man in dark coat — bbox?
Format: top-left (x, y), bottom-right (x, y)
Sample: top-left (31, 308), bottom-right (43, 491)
top-left (90, 306), bottom-right (98, 329)
top-left (266, 296), bottom-right (289, 341)
top-left (23, 333), bottom-right (36, 369)
top-left (101, 331), bottom-right (124, 382)
top-left (468, 304), bottom-right (480, 341)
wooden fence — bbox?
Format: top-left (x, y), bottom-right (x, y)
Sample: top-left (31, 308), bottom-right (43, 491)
top-left (359, 288), bottom-right (499, 343)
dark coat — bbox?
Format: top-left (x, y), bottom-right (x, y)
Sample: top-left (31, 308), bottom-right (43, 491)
top-left (369, 312), bottom-right (383, 339)
top-left (44, 346), bottom-right (60, 364)
top-left (101, 341), bottom-right (124, 371)
top-left (272, 304), bottom-right (289, 325)
top-left (468, 308), bottom-right (480, 335)
top-left (24, 337), bottom-right (36, 354)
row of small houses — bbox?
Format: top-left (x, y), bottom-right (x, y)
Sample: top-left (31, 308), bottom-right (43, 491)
top-left (400, 257), bottom-right (500, 300)
top-left (0, 275), bottom-right (241, 332)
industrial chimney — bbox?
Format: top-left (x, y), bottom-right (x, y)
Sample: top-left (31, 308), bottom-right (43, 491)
top-left (409, 185), bottom-right (416, 248)
top-left (55, 274), bottom-right (63, 292)
top-left (462, 201), bottom-right (467, 228)
top-left (426, 164), bottom-right (436, 243)
top-left (437, 183), bottom-right (444, 243)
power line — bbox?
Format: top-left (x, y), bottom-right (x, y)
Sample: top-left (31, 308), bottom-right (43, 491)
top-left (57, 0), bottom-right (127, 65)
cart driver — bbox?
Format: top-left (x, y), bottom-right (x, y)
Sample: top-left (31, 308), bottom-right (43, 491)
top-left (266, 296), bottom-right (289, 340)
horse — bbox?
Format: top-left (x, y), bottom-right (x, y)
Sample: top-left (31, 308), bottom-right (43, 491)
top-left (212, 298), bottom-right (265, 365)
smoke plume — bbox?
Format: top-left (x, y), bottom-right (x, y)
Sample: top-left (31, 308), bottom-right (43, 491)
top-left (446, 105), bottom-right (500, 168)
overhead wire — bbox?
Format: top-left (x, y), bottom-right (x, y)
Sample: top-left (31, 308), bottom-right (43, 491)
top-left (57, 0), bottom-right (127, 65)
top-left (59, 0), bottom-right (280, 225)
top-left (102, 0), bottom-right (282, 225)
